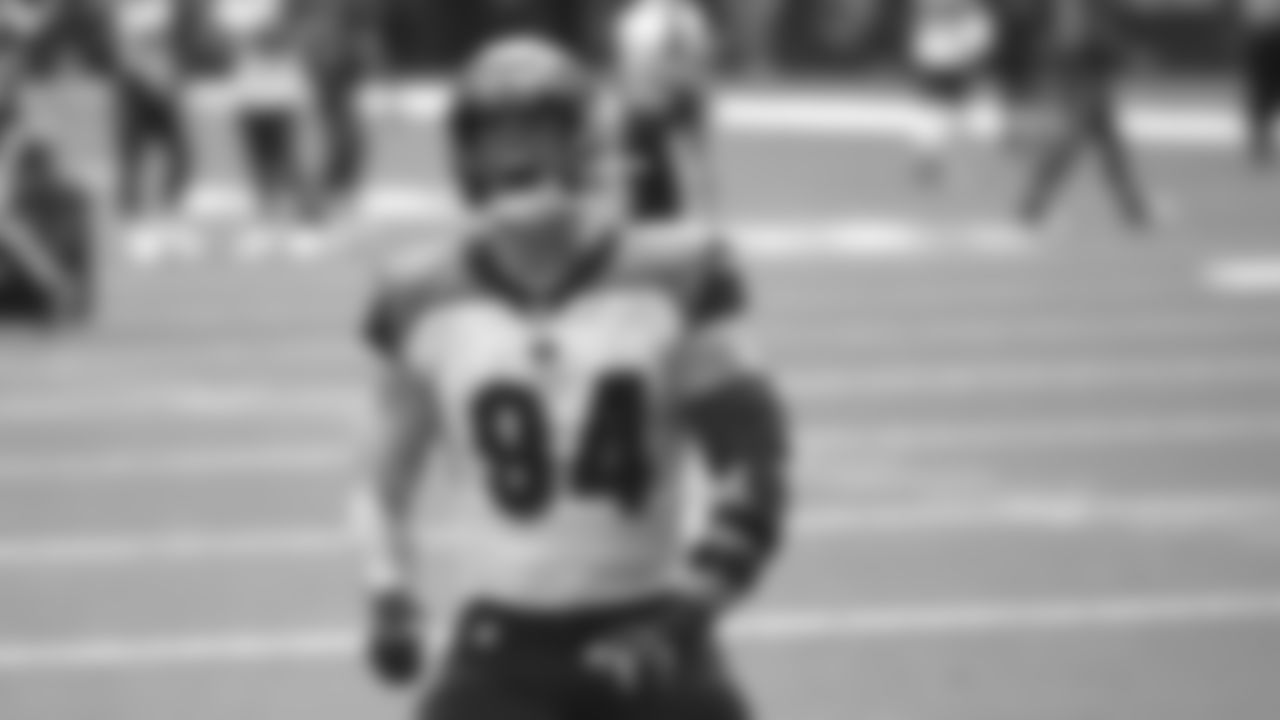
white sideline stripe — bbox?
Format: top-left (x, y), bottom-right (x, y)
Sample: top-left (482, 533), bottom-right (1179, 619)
top-left (0, 445), bottom-right (351, 484)
top-left (1207, 258), bottom-right (1280, 295)
top-left (189, 82), bottom-right (1247, 147)
top-left (794, 355), bottom-right (1280, 397)
top-left (0, 386), bottom-right (361, 425)
top-left (122, 209), bottom-right (1035, 265)
top-left (0, 494), bottom-right (1268, 570)
top-left (784, 312), bottom-right (1280, 350)
top-left (806, 411), bottom-right (1280, 452)
top-left (179, 182), bottom-right (457, 224)
top-left (1, 592), bottom-right (1279, 673)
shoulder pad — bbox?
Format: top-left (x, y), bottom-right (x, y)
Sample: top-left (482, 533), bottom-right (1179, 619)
top-left (622, 225), bottom-right (747, 326)
top-left (362, 241), bottom-right (470, 358)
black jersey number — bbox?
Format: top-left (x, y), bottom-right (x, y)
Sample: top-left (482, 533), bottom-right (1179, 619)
top-left (471, 374), bottom-right (653, 522)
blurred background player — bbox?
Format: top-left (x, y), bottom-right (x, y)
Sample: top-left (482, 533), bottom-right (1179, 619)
top-left (609, 0), bottom-right (719, 225)
top-left (294, 0), bottom-right (378, 216)
top-left (212, 0), bottom-right (312, 245)
top-left (0, 139), bottom-right (96, 325)
top-left (356, 35), bottom-right (790, 720)
top-left (1239, 0), bottom-right (1280, 169)
top-left (0, 0), bottom-right (93, 325)
top-left (907, 0), bottom-right (996, 185)
top-left (105, 0), bottom-right (195, 237)
top-left (985, 0), bottom-right (1047, 152)
top-left (1016, 0), bottom-right (1153, 233)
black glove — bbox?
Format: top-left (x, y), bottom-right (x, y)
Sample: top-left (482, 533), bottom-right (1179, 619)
top-left (365, 589), bottom-right (424, 687)
top-left (582, 597), bottom-right (714, 698)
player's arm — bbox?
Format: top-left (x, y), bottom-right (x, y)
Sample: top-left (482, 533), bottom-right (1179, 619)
top-left (673, 245), bottom-right (791, 612)
top-left (353, 271), bottom-right (439, 687)
top-left (355, 353), bottom-right (436, 600)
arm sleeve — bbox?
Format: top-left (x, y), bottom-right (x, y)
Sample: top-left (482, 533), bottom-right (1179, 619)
top-left (683, 373), bottom-right (791, 598)
top-left (677, 244), bottom-right (790, 600)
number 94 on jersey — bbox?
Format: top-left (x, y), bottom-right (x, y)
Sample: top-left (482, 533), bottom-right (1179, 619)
top-left (471, 370), bottom-right (662, 523)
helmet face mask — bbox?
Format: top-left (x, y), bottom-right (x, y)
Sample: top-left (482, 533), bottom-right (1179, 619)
top-left (455, 95), bottom-right (587, 205)
top-left (450, 37), bottom-right (594, 218)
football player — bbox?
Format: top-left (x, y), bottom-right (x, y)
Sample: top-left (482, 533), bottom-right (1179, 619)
top-left (609, 0), bottom-right (719, 224)
top-left (213, 0), bottom-right (310, 222)
top-left (106, 0), bottom-right (193, 221)
top-left (1016, 0), bottom-right (1152, 232)
top-left (293, 0), bottom-right (378, 215)
top-left (1239, 0), bottom-right (1280, 168)
top-left (355, 35), bottom-right (790, 720)
top-left (907, 0), bottom-right (997, 185)
top-left (0, 0), bottom-right (90, 324)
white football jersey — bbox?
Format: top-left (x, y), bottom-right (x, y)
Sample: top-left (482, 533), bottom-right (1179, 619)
top-left (213, 0), bottom-right (307, 107)
top-left (911, 0), bottom-right (994, 71)
top-left (366, 227), bottom-right (744, 616)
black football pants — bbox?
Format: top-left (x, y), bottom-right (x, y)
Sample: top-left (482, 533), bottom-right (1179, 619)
top-left (314, 73), bottom-right (366, 208)
top-left (421, 600), bottom-right (753, 720)
top-left (238, 107), bottom-right (304, 216)
top-left (1019, 81), bottom-right (1150, 228)
top-left (115, 82), bottom-right (191, 217)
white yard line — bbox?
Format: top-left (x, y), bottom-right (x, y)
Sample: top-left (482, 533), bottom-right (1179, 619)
top-left (0, 350), bottom-right (1275, 425)
top-left (0, 444), bottom-right (352, 485)
top-left (235, 81), bottom-right (1245, 147)
top-left (0, 591), bottom-right (1278, 674)
top-left (792, 355), bottom-right (1280, 397)
top-left (0, 493), bottom-right (1269, 570)
top-left (0, 409), bottom-right (1278, 488)
top-left (805, 411), bottom-right (1280, 452)
top-left (1207, 256), bottom-right (1280, 295)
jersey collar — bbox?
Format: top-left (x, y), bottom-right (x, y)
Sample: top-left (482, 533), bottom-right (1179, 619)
top-left (467, 230), bottom-right (621, 311)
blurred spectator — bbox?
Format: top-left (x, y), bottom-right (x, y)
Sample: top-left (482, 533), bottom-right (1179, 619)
top-left (987, 0), bottom-right (1047, 103)
top-left (907, 0), bottom-right (997, 185)
top-left (293, 0), bottom-right (380, 214)
top-left (213, 0), bottom-right (311, 221)
top-left (1018, 0), bottom-right (1153, 231)
top-left (729, 0), bottom-right (785, 71)
top-left (609, 0), bottom-right (720, 223)
top-left (1238, 0), bottom-right (1280, 166)
top-left (0, 139), bottom-right (93, 326)
top-left (104, 0), bottom-right (194, 220)
top-left (774, 0), bottom-right (902, 70)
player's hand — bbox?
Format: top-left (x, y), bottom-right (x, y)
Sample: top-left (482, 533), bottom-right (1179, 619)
top-left (582, 596), bottom-right (714, 697)
top-left (365, 589), bottom-right (424, 687)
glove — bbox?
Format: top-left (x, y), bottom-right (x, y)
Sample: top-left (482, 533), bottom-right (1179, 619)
top-left (365, 589), bottom-right (424, 687)
top-left (582, 596), bottom-right (714, 698)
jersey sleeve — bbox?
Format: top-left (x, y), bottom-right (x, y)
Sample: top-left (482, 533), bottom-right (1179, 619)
top-left (666, 235), bottom-right (759, 397)
top-left (361, 246), bottom-right (462, 360)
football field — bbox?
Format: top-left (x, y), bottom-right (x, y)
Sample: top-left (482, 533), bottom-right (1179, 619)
top-left (4, 84), bottom-right (1280, 719)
